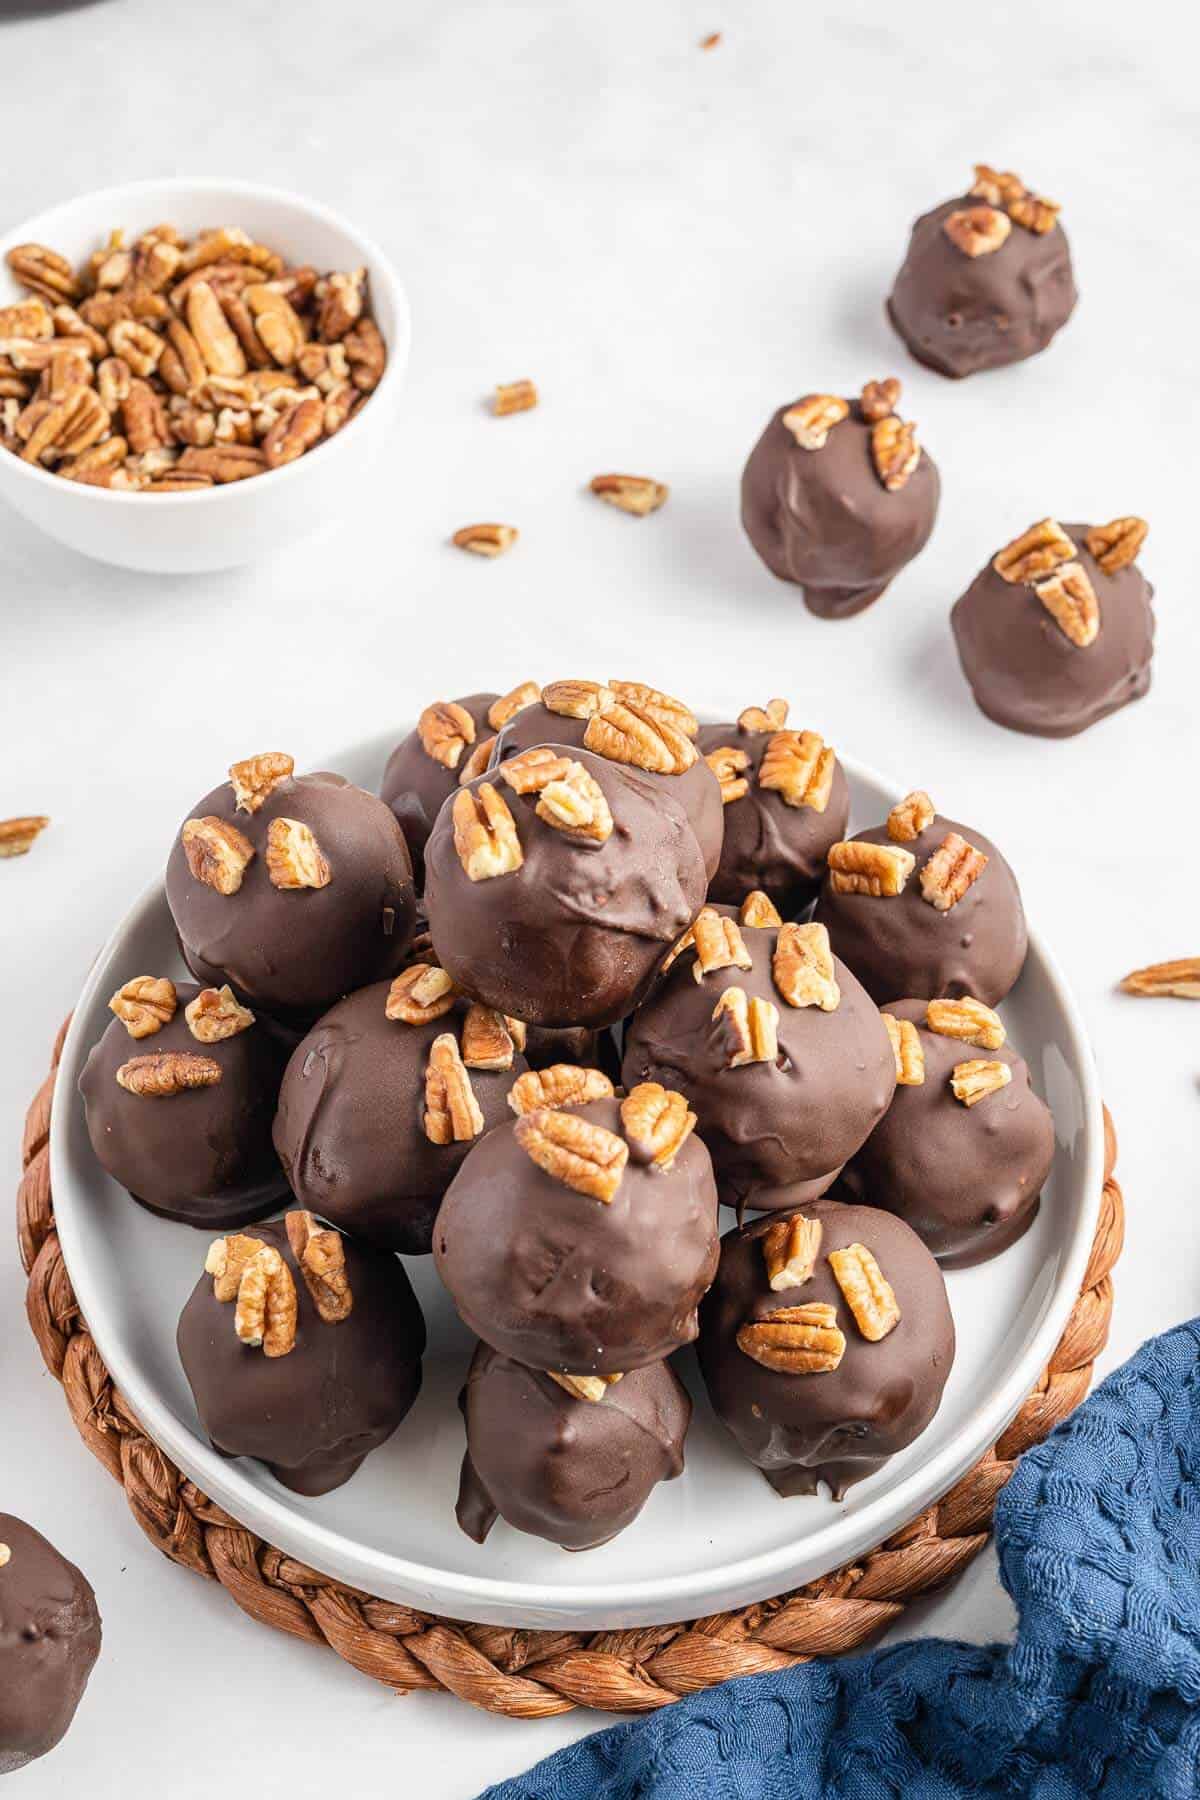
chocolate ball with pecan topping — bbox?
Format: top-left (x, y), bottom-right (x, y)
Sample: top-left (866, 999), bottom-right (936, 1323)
top-left (741, 380), bottom-right (939, 619)
top-left (166, 753), bottom-right (416, 1025)
top-left (622, 905), bottom-right (895, 1213)
top-left (0, 1514), bottom-right (102, 1776)
top-left (888, 164), bottom-right (1077, 378)
top-left (698, 1198), bottom-right (955, 1497)
top-left (80, 976), bottom-right (290, 1229)
top-left (273, 976), bottom-right (529, 1254)
top-left (425, 742), bottom-right (707, 1029)
top-left (697, 703), bottom-right (850, 915)
top-left (178, 1213), bottom-right (425, 1496)
top-left (812, 793), bottom-right (1027, 1006)
top-left (434, 1086), bottom-right (720, 1375)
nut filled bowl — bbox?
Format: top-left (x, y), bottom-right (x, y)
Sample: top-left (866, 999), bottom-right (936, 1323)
top-left (0, 179), bottom-right (410, 573)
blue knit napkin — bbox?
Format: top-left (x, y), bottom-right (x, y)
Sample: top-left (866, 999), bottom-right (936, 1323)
top-left (482, 1321), bottom-right (1200, 1799)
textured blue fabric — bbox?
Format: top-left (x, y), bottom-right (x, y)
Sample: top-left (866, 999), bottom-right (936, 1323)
top-left (482, 1322), bottom-right (1200, 1800)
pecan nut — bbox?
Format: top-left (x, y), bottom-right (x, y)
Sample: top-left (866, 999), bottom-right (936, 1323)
top-left (781, 395), bottom-right (848, 450)
top-left (1119, 958), bottom-right (1200, 1000)
top-left (740, 890), bottom-right (783, 929)
top-left (1085, 516), bottom-right (1148, 576)
top-left (762, 1213), bottom-right (822, 1291)
top-left (883, 1013), bottom-right (925, 1085)
top-left (711, 987), bottom-right (779, 1067)
top-left (182, 816), bottom-right (255, 895)
top-left (116, 1050), bottom-right (222, 1096)
top-left (460, 1003), bottom-right (521, 1071)
top-left (508, 1064), bottom-right (615, 1115)
top-left (546, 1370), bottom-right (623, 1403)
top-left (0, 815), bottom-right (49, 858)
top-left (386, 963), bottom-right (458, 1024)
top-left (286, 1209), bottom-right (353, 1323)
top-left (993, 518), bottom-right (1076, 585)
top-left (493, 378), bottom-right (538, 415)
top-left (1034, 561), bottom-right (1100, 648)
top-left (234, 1243), bottom-right (298, 1357)
top-left (7, 243), bottom-right (82, 304)
top-left (109, 975), bottom-right (178, 1039)
top-left (542, 679), bottom-right (613, 719)
top-left (942, 205), bottom-right (1012, 257)
top-left (487, 681), bottom-right (541, 729)
top-left (418, 700), bottom-right (477, 770)
top-left (705, 744), bottom-right (750, 804)
top-left (265, 817), bottom-right (331, 889)
top-left (205, 1231), bottom-right (266, 1301)
top-left (773, 921), bottom-right (840, 1012)
top-left (620, 1081), bottom-right (696, 1169)
top-left (827, 838), bottom-right (914, 898)
top-left (919, 832), bottom-right (988, 911)
top-left (514, 1106), bottom-right (629, 1202)
top-left (871, 415), bottom-right (920, 492)
top-left (535, 760), bottom-right (614, 844)
top-left (498, 747), bottom-right (573, 794)
top-left (758, 730), bottom-right (834, 811)
top-left (691, 907), bottom-right (754, 981)
top-left (583, 699), bottom-right (697, 775)
top-left (860, 377), bottom-right (901, 422)
top-left (458, 736), bottom-right (497, 784)
top-left (243, 283), bottom-right (306, 366)
top-left (263, 393), bottom-right (323, 468)
top-left (229, 750), bottom-right (294, 812)
top-left (737, 1302), bottom-right (845, 1374)
top-left (828, 1243), bottom-right (900, 1341)
top-left (589, 473), bottom-right (669, 515)
top-left (424, 1033), bottom-right (486, 1144)
top-left (1008, 194), bottom-right (1060, 235)
top-left (737, 699), bottom-right (789, 733)
top-left (452, 522), bottom-right (518, 556)
top-left (926, 996), bottom-right (1005, 1051)
top-left (185, 985), bottom-right (256, 1043)
top-left (887, 789), bottom-right (935, 843)
top-left (950, 1058), bottom-right (1012, 1106)
top-left (452, 782), bottom-right (523, 880)
top-left (607, 682), bottom-right (698, 739)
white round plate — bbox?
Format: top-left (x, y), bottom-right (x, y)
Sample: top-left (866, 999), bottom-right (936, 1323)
top-left (50, 727), bottom-right (1103, 1629)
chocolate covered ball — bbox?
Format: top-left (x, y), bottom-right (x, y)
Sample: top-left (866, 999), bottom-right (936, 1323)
top-left (622, 905), bottom-right (895, 1212)
top-left (741, 380), bottom-right (939, 619)
top-left (844, 997), bottom-right (1055, 1266)
top-left (489, 679), bottom-right (724, 881)
top-left (697, 703), bottom-right (849, 914)
top-left (435, 1084), bottom-right (719, 1375)
top-left (888, 164), bottom-right (1077, 379)
top-left (952, 516), bottom-right (1154, 738)
top-left (456, 1346), bottom-right (691, 1551)
top-left (698, 1199), bottom-right (955, 1497)
top-left (166, 752), bottom-right (416, 1026)
top-left (273, 976), bottom-right (528, 1254)
top-left (813, 791), bottom-right (1027, 1006)
top-left (425, 742), bottom-right (707, 1029)
top-left (381, 684), bottom-right (539, 886)
top-left (80, 976), bottom-right (289, 1229)
top-left (0, 1516), bottom-right (101, 1775)
top-left (178, 1213), bottom-right (425, 1495)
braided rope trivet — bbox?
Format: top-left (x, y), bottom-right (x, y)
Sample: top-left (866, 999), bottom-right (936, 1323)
top-left (17, 1018), bottom-right (1123, 1719)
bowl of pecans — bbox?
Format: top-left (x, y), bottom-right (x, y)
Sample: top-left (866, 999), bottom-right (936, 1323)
top-left (0, 179), bottom-right (410, 573)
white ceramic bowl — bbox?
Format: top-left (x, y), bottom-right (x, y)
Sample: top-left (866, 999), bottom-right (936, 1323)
top-left (49, 729), bottom-right (1103, 1629)
top-left (0, 180), bottom-right (410, 573)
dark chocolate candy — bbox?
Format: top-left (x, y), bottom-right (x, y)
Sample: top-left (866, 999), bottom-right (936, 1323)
top-left (741, 392), bottom-right (939, 619)
top-left (697, 1199), bottom-right (955, 1497)
top-left (0, 1515), bottom-right (101, 1775)
top-left (273, 980), bottom-right (527, 1254)
top-left (166, 766), bottom-right (416, 1026)
top-left (456, 1345), bottom-right (690, 1551)
top-left (177, 1216), bottom-right (425, 1495)
top-left (79, 979), bottom-right (289, 1229)
top-left (381, 692), bottom-right (501, 888)
top-left (952, 522), bottom-right (1154, 738)
top-left (434, 1094), bottom-right (719, 1375)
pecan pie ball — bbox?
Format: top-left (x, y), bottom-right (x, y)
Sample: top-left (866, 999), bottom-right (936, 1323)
top-left (812, 792), bottom-right (1028, 1007)
top-left (698, 1199), bottom-right (955, 1497)
top-left (0, 1515), bottom-right (102, 1776)
top-left (697, 703), bottom-right (850, 915)
top-left (888, 163), bottom-right (1077, 379)
top-left (455, 1345), bottom-right (691, 1552)
top-left (178, 1213), bottom-right (425, 1496)
top-left (380, 684), bottom-right (538, 887)
top-left (424, 742), bottom-right (707, 1029)
top-left (488, 679), bottom-right (724, 882)
top-left (741, 380), bottom-right (939, 619)
top-left (621, 904), bottom-right (896, 1214)
top-left (434, 1084), bottom-right (720, 1376)
top-left (165, 752), bottom-right (416, 1025)
top-left (79, 976), bottom-right (289, 1229)
top-left (844, 997), bottom-right (1055, 1266)
top-left (952, 517), bottom-right (1154, 737)
top-left (273, 976), bottom-right (529, 1254)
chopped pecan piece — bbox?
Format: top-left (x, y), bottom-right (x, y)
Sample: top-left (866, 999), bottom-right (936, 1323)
top-left (887, 789), bottom-right (935, 843)
top-left (182, 815), bottom-right (255, 895)
top-left (781, 394), bottom-right (848, 450)
top-left (535, 760), bottom-right (614, 844)
top-left (546, 1371), bottom-right (623, 1403)
top-left (773, 921), bottom-right (840, 1012)
top-left (692, 907), bottom-right (754, 981)
top-left (7, 243), bottom-right (82, 304)
top-left (737, 1302), bottom-right (845, 1373)
top-left (234, 1243), bottom-right (298, 1357)
top-left (121, 377), bottom-right (170, 452)
top-left (205, 1230), bottom-right (266, 1301)
top-left (737, 699), bottom-right (789, 733)
top-left (116, 1050), bottom-right (222, 1096)
top-left (317, 268), bottom-right (367, 342)
top-left (860, 377), bottom-right (901, 423)
top-left (919, 832), bottom-right (988, 911)
top-left (263, 393), bottom-right (323, 468)
top-left (452, 522), bottom-right (518, 557)
top-left (0, 814), bottom-right (49, 858)
top-left (59, 438), bottom-right (130, 484)
top-left (488, 681), bottom-right (541, 729)
top-left (185, 281), bottom-right (247, 378)
top-left (584, 699), bottom-right (697, 775)
top-left (1034, 561), bottom-right (1100, 648)
top-left (942, 205), bottom-right (1012, 257)
top-left (870, 415), bottom-right (920, 492)
top-left (507, 1064), bottom-right (615, 1115)
top-left (229, 750), bottom-right (294, 813)
top-left (607, 682), bottom-right (698, 738)
top-left (386, 963), bottom-right (457, 1024)
top-left (108, 319), bottom-right (164, 378)
top-left (705, 744), bottom-right (750, 804)
top-left (498, 747), bottom-right (573, 794)
top-left (185, 985), bottom-right (255, 1043)
top-left (829, 1243), bottom-right (900, 1341)
top-left (1008, 193), bottom-right (1060, 234)
top-left (542, 679), bottom-right (613, 719)
top-left (762, 1213), bottom-right (822, 1291)
top-left (460, 1003), bottom-right (520, 1071)
top-left (343, 317), bottom-right (386, 392)
top-left (109, 975), bottom-right (178, 1039)
top-left (740, 890), bottom-right (783, 929)
top-left (992, 518), bottom-right (1076, 585)
top-left (0, 299), bottom-right (52, 339)
top-left (452, 782), bottom-right (523, 880)
top-left (712, 987), bottom-right (778, 1067)
top-left (589, 473), bottom-right (669, 515)
top-left (950, 1058), bottom-right (1012, 1107)
top-left (21, 387), bottom-right (108, 464)
top-left (176, 443), bottom-right (265, 482)
top-left (265, 817), bottom-right (331, 889)
top-left (458, 736), bottom-right (495, 784)
top-left (1119, 958), bottom-right (1200, 1000)
top-left (418, 700), bottom-right (477, 770)
top-left (493, 378), bottom-right (538, 415)
top-left (926, 996), bottom-right (1005, 1051)
top-left (827, 838), bottom-right (914, 898)
top-left (883, 1013), bottom-right (925, 1086)
top-left (1085, 516), bottom-right (1148, 576)
top-left (970, 164), bottom-right (1027, 208)
top-left (286, 1210), bottom-right (353, 1323)
top-left (758, 729), bottom-right (834, 811)
top-left (514, 1106), bottom-right (629, 1202)
top-left (661, 920), bottom-right (697, 973)
top-left (424, 1032), bottom-right (486, 1144)
top-left (620, 1081), bottom-right (696, 1169)
top-left (242, 283), bottom-right (306, 366)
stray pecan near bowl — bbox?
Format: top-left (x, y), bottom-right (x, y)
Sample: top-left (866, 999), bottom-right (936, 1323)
top-left (0, 814), bottom-right (49, 858)
top-left (2, 223), bottom-right (387, 490)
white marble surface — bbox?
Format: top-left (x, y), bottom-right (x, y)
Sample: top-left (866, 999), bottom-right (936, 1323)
top-left (1, 0), bottom-right (1195, 1793)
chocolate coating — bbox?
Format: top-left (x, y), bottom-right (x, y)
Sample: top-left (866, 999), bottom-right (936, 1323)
top-left (741, 397), bottom-right (939, 619)
top-left (952, 525), bottom-right (1154, 737)
top-left (177, 1217), bottom-right (425, 1494)
top-left (166, 770), bottom-right (416, 1026)
top-left (698, 1199), bottom-right (955, 1497)
top-left (0, 1515), bottom-right (101, 1775)
top-left (381, 692), bottom-right (499, 888)
top-left (622, 916), bottom-right (896, 1210)
top-left (491, 702), bottom-right (724, 882)
top-left (888, 194), bottom-right (1077, 379)
top-left (425, 746), bottom-right (707, 1029)
top-left (273, 981), bottom-right (527, 1254)
top-left (813, 813), bottom-right (1027, 1006)
top-left (697, 721), bottom-right (850, 914)
top-left (434, 1095), bottom-right (719, 1374)
top-left (456, 1345), bottom-right (690, 1551)
top-left (79, 981), bottom-right (290, 1229)
top-left (844, 999), bottom-right (1055, 1266)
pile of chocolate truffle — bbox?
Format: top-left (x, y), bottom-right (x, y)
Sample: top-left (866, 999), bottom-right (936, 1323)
top-left (79, 678), bottom-right (1056, 1550)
